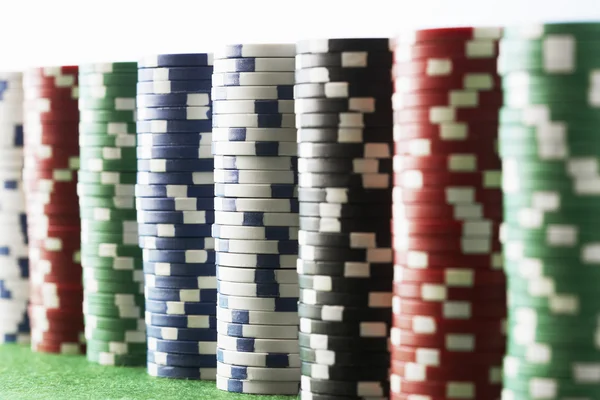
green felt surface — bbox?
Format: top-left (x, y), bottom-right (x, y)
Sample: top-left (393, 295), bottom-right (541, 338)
top-left (0, 344), bottom-right (297, 400)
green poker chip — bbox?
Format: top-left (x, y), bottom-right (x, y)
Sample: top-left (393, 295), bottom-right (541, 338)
top-left (85, 338), bottom-right (146, 355)
top-left (501, 107), bottom-right (600, 125)
top-left (79, 85), bottom-right (137, 98)
top-left (504, 259), bottom-right (600, 279)
top-left (79, 62), bottom-right (138, 74)
top-left (82, 267), bottom-right (144, 283)
top-left (502, 23), bottom-right (600, 39)
top-left (80, 109), bottom-right (136, 123)
top-left (80, 256), bottom-right (143, 270)
top-left (79, 134), bottom-right (136, 148)
top-left (83, 231), bottom-right (139, 246)
top-left (86, 350), bottom-right (146, 366)
top-left (79, 158), bottom-right (137, 172)
top-left (504, 374), bottom-right (600, 397)
top-left (503, 89), bottom-right (599, 106)
top-left (79, 97), bottom-right (136, 111)
top-left (84, 278), bottom-right (144, 295)
top-left (81, 243), bottom-right (141, 258)
top-left (77, 183), bottom-right (135, 197)
top-left (81, 219), bottom-right (138, 234)
top-left (79, 122), bottom-right (137, 136)
top-left (83, 301), bottom-right (144, 319)
top-left (79, 207), bottom-right (138, 222)
top-left (85, 326), bottom-right (146, 343)
top-left (85, 292), bottom-right (145, 306)
top-left (78, 170), bottom-right (136, 185)
top-left (78, 195), bottom-right (135, 210)
top-left (508, 293), bottom-right (600, 314)
top-left (79, 73), bottom-right (137, 87)
top-left (79, 146), bottom-right (137, 162)
top-left (84, 315), bottom-right (145, 332)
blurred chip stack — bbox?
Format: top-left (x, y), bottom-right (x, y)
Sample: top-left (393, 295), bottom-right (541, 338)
top-left (23, 66), bottom-right (83, 354)
top-left (0, 72), bottom-right (29, 345)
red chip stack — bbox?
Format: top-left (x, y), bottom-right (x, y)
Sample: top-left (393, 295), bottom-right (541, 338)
top-left (390, 28), bottom-right (506, 399)
top-left (22, 67), bottom-right (84, 354)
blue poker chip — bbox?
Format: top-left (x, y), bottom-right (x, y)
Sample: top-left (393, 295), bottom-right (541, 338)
top-left (137, 80), bottom-right (212, 95)
top-left (212, 114), bottom-right (294, 129)
top-left (146, 274), bottom-right (216, 290)
top-left (217, 348), bottom-right (300, 368)
top-left (135, 184), bottom-right (214, 198)
top-left (218, 294), bottom-right (298, 312)
top-left (211, 85), bottom-right (293, 101)
top-left (147, 362), bottom-right (216, 379)
top-left (137, 171), bottom-right (213, 185)
top-left (136, 197), bottom-right (214, 211)
top-left (143, 249), bottom-right (216, 264)
top-left (213, 57), bottom-right (295, 73)
top-left (147, 349), bottom-right (217, 367)
top-left (217, 362), bottom-right (300, 381)
top-left (137, 133), bottom-right (212, 148)
top-left (144, 262), bottom-right (216, 277)
top-left (212, 141), bottom-right (296, 157)
top-left (138, 54), bottom-right (213, 68)
top-left (138, 223), bottom-right (213, 238)
top-left (139, 236), bottom-right (215, 250)
top-left (146, 325), bottom-right (217, 341)
top-left (145, 311), bottom-right (217, 328)
top-left (145, 287), bottom-right (217, 302)
top-left (214, 210), bottom-right (298, 227)
top-left (137, 66), bottom-right (214, 82)
top-left (212, 225), bottom-right (297, 241)
top-left (137, 106), bottom-right (211, 121)
top-left (137, 145), bottom-right (212, 159)
top-left (149, 337), bottom-right (216, 356)
top-left (137, 210), bottom-right (215, 224)
top-left (214, 155), bottom-right (297, 171)
top-left (137, 120), bottom-right (212, 133)
top-left (136, 93), bottom-right (211, 108)
top-left (212, 100), bottom-right (293, 115)
top-left (216, 252), bottom-right (296, 269)
top-left (145, 299), bottom-right (217, 315)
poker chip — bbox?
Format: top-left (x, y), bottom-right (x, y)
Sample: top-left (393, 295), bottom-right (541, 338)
top-left (496, 23), bottom-right (600, 398)
top-left (134, 54), bottom-right (218, 378)
top-left (23, 67), bottom-right (84, 353)
top-left (296, 38), bottom-right (393, 399)
top-left (212, 44), bottom-right (299, 394)
top-left (391, 28), bottom-right (504, 399)
top-left (0, 73), bottom-right (29, 345)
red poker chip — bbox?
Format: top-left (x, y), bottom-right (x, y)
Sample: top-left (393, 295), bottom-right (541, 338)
top-left (394, 170), bottom-right (500, 188)
top-left (22, 168), bottom-right (77, 181)
top-left (394, 121), bottom-right (499, 139)
top-left (29, 304), bottom-right (83, 318)
top-left (397, 27), bottom-right (503, 44)
top-left (394, 108), bottom-right (499, 124)
top-left (395, 250), bottom-right (500, 269)
top-left (22, 74), bottom-right (78, 88)
top-left (24, 148), bottom-right (80, 164)
top-left (391, 359), bottom-right (501, 383)
top-left (23, 88), bottom-right (78, 102)
top-left (393, 282), bottom-right (506, 301)
top-left (25, 135), bottom-right (79, 147)
top-left (395, 267), bottom-right (505, 285)
top-left (391, 375), bottom-right (501, 398)
top-left (393, 314), bottom-right (505, 334)
top-left (23, 99), bottom-right (79, 113)
top-left (392, 204), bottom-right (503, 220)
top-left (28, 237), bottom-right (81, 252)
top-left (393, 57), bottom-right (499, 76)
top-left (29, 247), bottom-right (80, 262)
top-left (30, 296), bottom-right (84, 311)
top-left (30, 270), bottom-right (82, 285)
top-left (391, 219), bottom-right (501, 236)
top-left (26, 206), bottom-right (81, 218)
top-left (23, 121), bottom-right (79, 135)
top-left (394, 140), bottom-right (498, 157)
top-left (393, 40), bottom-right (500, 61)
top-left (31, 341), bottom-right (86, 354)
top-left (391, 328), bottom-right (505, 350)
top-left (394, 74), bottom-right (501, 92)
top-left (392, 89), bottom-right (502, 109)
top-left (391, 345), bottom-right (504, 365)
top-left (25, 159), bottom-right (80, 172)
top-left (393, 186), bottom-right (502, 204)
top-left (393, 235), bottom-right (501, 253)
top-left (31, 328), bottom-right (85, 343)
top-left (24, 113), bottom-right (80, 124)
top-left (393, 297), bottom-right (506, 319)
top-left (24, 66), bottom-right (79, 78)
top-left (23, 181), bottom-right (78, 196)
top-left (393, 155), bottom-right (501, 173)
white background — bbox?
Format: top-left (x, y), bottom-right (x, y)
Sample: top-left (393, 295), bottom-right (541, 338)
top-left (0, 0), bottom-right (597, 70)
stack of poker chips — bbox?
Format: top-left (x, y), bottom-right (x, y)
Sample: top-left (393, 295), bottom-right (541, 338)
top-left (0, 73), bottom-right (29, 344)
top-left (22, 66), bottom-right (84, 354)
top-left (135, 54), bottom-right (217, 380)
top-left (498, 23), bottom-right (600, 399)
top-left (295, 39), bottom-right (394, 399)
top-left (78, 62), bottom-right (144, 366)
top-left (391, 28), bottom-right (505, 398)
top-left (211, 44), bottom-right (300, 395)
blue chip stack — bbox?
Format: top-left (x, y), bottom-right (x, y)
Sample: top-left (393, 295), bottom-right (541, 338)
top-left (136, 54), bottom-right (218, 380)
top-left (211, 44), bottom-right (301, 395)
top-left (0, 72), bottom-right (29, 345)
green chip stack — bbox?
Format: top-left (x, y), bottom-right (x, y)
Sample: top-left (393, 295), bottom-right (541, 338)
top-left (78, 63), bottom-right (146, 366)
top-left (499, 23), bottom-right (600, 398)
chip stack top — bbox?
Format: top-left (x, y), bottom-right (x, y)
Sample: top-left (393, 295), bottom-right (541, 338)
top-left (295, 38), bottom-right (394, 400)
top-left (211, 44), bottom-right (301, 396)
top-left (0, 72), bottom-right (29, 345)
top-left (135, 53), bottom-right (218, 380)
top-left (78, 62), bottom-right (145, 366)
top-left (22, 66), bottom-right (84, 354)
top-left (498, 23), bottom-right (600, 399)
top-left (390, 27), bottom-right (505, 399)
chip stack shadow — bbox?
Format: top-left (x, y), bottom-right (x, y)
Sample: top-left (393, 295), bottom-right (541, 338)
top-left (499, 23), bottom-right (600, 398)
top-left (23, 66), bottom-right (83, 354)
top-left (210, 44), bottom-right (300, 395)
top-left (295, 38), bottom-right (394, 400)
top-left (0, 72), bottom-right (29, 345)
top-left (135, 54), bottom-right (217, 380)
top-left (78, 62), bottom-right (144, 366)
top-left (391, 28), bottom-right (505, 399)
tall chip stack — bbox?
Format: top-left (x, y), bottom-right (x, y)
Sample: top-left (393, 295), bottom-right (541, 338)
top-left (294, 39), bottom-right (394, 399)
top-left (78, 62), bottom-right (144, 366)
top-left (135, 54), bottom-right (217, 380)
top-left (0, 73), bottom-right (29, 345)
top-left (498, 23), bottom-right (600, 399)
top-left (210, 44), bottom-right (300, 395)
top-left (22, 66), bottom-right (83, 354)
top-left (390, 28), bottom-right (505, 398)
